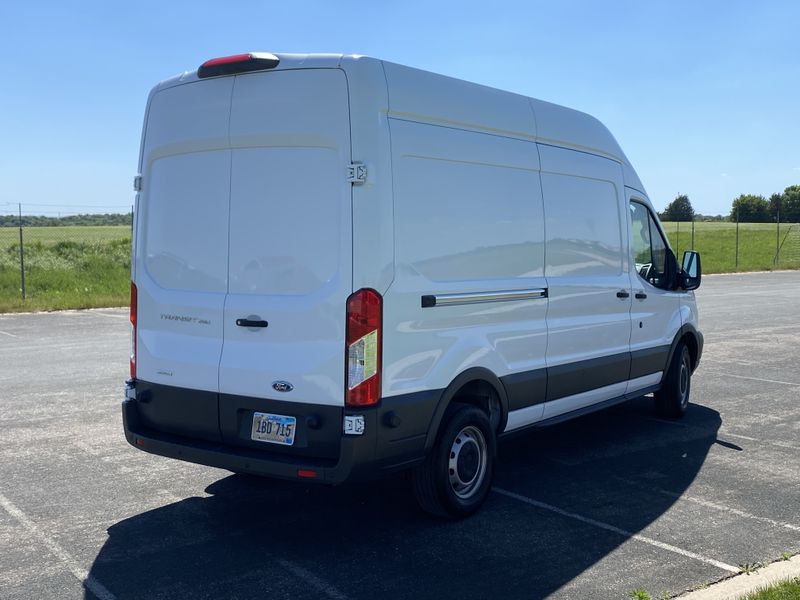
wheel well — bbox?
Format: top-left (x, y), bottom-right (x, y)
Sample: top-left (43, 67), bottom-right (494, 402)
top-left (682, 333), bottom-right (699, 371)
top-left (424, 368), bottom-right (510, 453)
top-left (449, 380), bottom-right (503, 434)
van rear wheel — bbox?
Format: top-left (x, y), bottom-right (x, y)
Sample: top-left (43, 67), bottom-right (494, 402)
top-left (655, 343), bottom-right (692, 418)
top-left (412, 404), bottom-right (495, 518)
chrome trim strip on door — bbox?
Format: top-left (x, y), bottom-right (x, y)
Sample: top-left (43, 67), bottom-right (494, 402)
top-left (421, 288), bottom-right (547, 308)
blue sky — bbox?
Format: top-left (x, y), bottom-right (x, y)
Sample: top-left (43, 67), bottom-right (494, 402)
top-left (1, 0), bottom-right (797, 217)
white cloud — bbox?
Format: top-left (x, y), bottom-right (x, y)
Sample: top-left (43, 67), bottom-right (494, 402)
top-left (720, 173), bottom-right (729, 177)
top-left (793, 167), bottom-right (800, 172)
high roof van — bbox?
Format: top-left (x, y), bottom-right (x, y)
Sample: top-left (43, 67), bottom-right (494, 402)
top-left (123, 53), bottom-right (703, 517)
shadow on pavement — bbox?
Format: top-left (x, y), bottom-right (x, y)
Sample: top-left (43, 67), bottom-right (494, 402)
top-left (87, 397), bottom-right (721, 599)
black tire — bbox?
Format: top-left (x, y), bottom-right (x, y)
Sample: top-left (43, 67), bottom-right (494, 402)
top-left (655, 343), bottom-right (692, 418)
top-left (412, 404), bottom-right (496, 518)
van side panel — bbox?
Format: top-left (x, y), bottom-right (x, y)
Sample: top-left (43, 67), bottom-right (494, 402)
top-left (383, 119), bottom-right (547, 417)
top-left (341, 57), bottom-right (395, 294)
top-left (382, 61), bottom-right (537, 140)
top-left (538, 145), bottom-right (633, 418)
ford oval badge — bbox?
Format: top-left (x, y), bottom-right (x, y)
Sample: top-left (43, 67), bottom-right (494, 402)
top-left (272, 381), bottom-right (293, 393)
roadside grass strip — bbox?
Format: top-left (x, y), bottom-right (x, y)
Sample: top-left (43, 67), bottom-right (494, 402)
top-left (741, 576), bottom-right (800, 600)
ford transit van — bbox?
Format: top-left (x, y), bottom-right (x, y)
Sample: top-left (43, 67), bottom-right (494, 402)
top-left (123, 53), bottom-right (703, 517)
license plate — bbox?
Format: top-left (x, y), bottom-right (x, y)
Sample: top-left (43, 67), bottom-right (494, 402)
top-left (250, 412), bottom-right (296, 446)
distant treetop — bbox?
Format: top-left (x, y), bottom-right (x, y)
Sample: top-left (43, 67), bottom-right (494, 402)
top-left (730, 194), bottom-right (770, 222)
top-left (778, 185), bottom-right (800, 222)
top-left (661, 194), bottom-right (695, 221)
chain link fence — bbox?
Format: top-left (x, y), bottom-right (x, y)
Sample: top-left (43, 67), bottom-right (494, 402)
top-left (0, 203), bottom-right (132, 310)
top-left (662, 219), bottom-right (800, 273)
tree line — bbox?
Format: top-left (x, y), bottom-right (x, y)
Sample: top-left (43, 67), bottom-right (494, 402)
top-left (0, 213), bottom-right (133, 227)
top-left (660, 185), bottom-right (800, 223)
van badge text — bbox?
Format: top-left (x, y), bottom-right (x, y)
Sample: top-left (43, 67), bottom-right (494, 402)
top-left (160, 313), bottom-right (211, 325)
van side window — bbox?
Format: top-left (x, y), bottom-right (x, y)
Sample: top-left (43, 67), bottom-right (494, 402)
top-left (542, 173), bottom-right (623, 277)
top-left (630, 201), bottom-right (669, 288)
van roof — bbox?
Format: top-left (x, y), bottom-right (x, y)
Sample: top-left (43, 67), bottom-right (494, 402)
top-left (152, 53), bottom-right (645, 193)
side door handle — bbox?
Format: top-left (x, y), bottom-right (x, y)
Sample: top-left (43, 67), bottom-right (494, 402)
top-left (236, 318), bottom-right (269, 328)
top-left (635, 292), bottom-right (648, 300)
top-left (616, 290), bottom-right (630, 299)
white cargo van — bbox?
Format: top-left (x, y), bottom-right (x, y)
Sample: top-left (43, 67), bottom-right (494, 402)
top-left (123, 52), bottom-right (703, 517)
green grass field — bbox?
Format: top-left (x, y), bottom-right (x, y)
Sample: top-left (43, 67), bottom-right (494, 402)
top-left (662, 221), bottom-right (800, 273)
top-left (0, 225), bottom-right (131, 245)
top-left (0, 222), bottom-right (799, 312)
top-left (0, 226), bottom-right (130, 312)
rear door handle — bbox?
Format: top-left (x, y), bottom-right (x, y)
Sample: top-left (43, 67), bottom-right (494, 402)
top-left (236, 318), bottom-right (269, 328)
top-left (635, 292), bottom-right (647, 300)
top-left (616, 290), bottom-right (630, 299)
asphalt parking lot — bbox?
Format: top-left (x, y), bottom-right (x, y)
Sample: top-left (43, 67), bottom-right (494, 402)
top-left (1, 271), bottom-right (799, 600)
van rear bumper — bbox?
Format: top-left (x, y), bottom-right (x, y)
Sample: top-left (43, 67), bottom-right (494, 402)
top-left (123, 399), bottom-right (363, 483)
top-left (122, 383), bottom-right (441, 484)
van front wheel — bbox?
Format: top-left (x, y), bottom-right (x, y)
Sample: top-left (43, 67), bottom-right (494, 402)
top-left (412, 404), bottom-right (495, 518)
top-left (655, 343), bottom-right (692, 418)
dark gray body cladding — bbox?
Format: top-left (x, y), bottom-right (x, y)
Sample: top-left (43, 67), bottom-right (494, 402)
top-left (500, 345), bottom-right (672, 410)
top-left (629, 345), bottom-right (672, 379)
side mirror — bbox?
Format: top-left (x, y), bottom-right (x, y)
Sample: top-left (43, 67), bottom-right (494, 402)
top-left (680, 251), bottom-right (702, 290)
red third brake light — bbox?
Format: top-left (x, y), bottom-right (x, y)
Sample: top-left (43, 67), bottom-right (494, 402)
top-left (197, 52), bottom-right (280, 79)
top-left (201, 53), bottom-right (252, 67)
top-left (346, 289), bottom-right (382, 407)
top-left (130, 282), bottom-right (137, 379)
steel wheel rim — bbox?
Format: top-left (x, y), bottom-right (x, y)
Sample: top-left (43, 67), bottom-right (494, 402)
top-left (679, 355), bottom-right (689, 408)
top-left (448, 425), bottom-right (488, 500)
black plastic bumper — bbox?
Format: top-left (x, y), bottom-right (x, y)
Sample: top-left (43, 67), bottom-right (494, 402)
top-left (123, 398), bottom-right (383, 483)
top-left (122, 383), bottom-right (441, 484)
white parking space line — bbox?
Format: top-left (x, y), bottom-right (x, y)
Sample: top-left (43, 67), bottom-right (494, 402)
top-left (276, 559), bottom-right (350, 600)
top-left (0, 491), bottom-right (116, 600)
top-left (615, 477), bottom-right (800, 533)
top-left (0, 330), bottom-right (19, 338)
top-left (720, 431), bottom-right (800, 453)
top-left (493, 487), bottom-right (739, 573)
top-left (704, 371), bottom-right (800, 387)
top-left (90, 312), bottom-right (129, 320)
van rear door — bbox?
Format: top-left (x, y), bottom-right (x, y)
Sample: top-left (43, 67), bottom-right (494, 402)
top-left (135, 78), bottom-right (233, 441)
top-left (217, 70), bottom-right (352, 452)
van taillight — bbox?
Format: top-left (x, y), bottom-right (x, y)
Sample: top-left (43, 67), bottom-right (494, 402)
top-left (346, 289), bottom-right (382, 407)
top-left (130, 282), bottom-right (137, 379)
